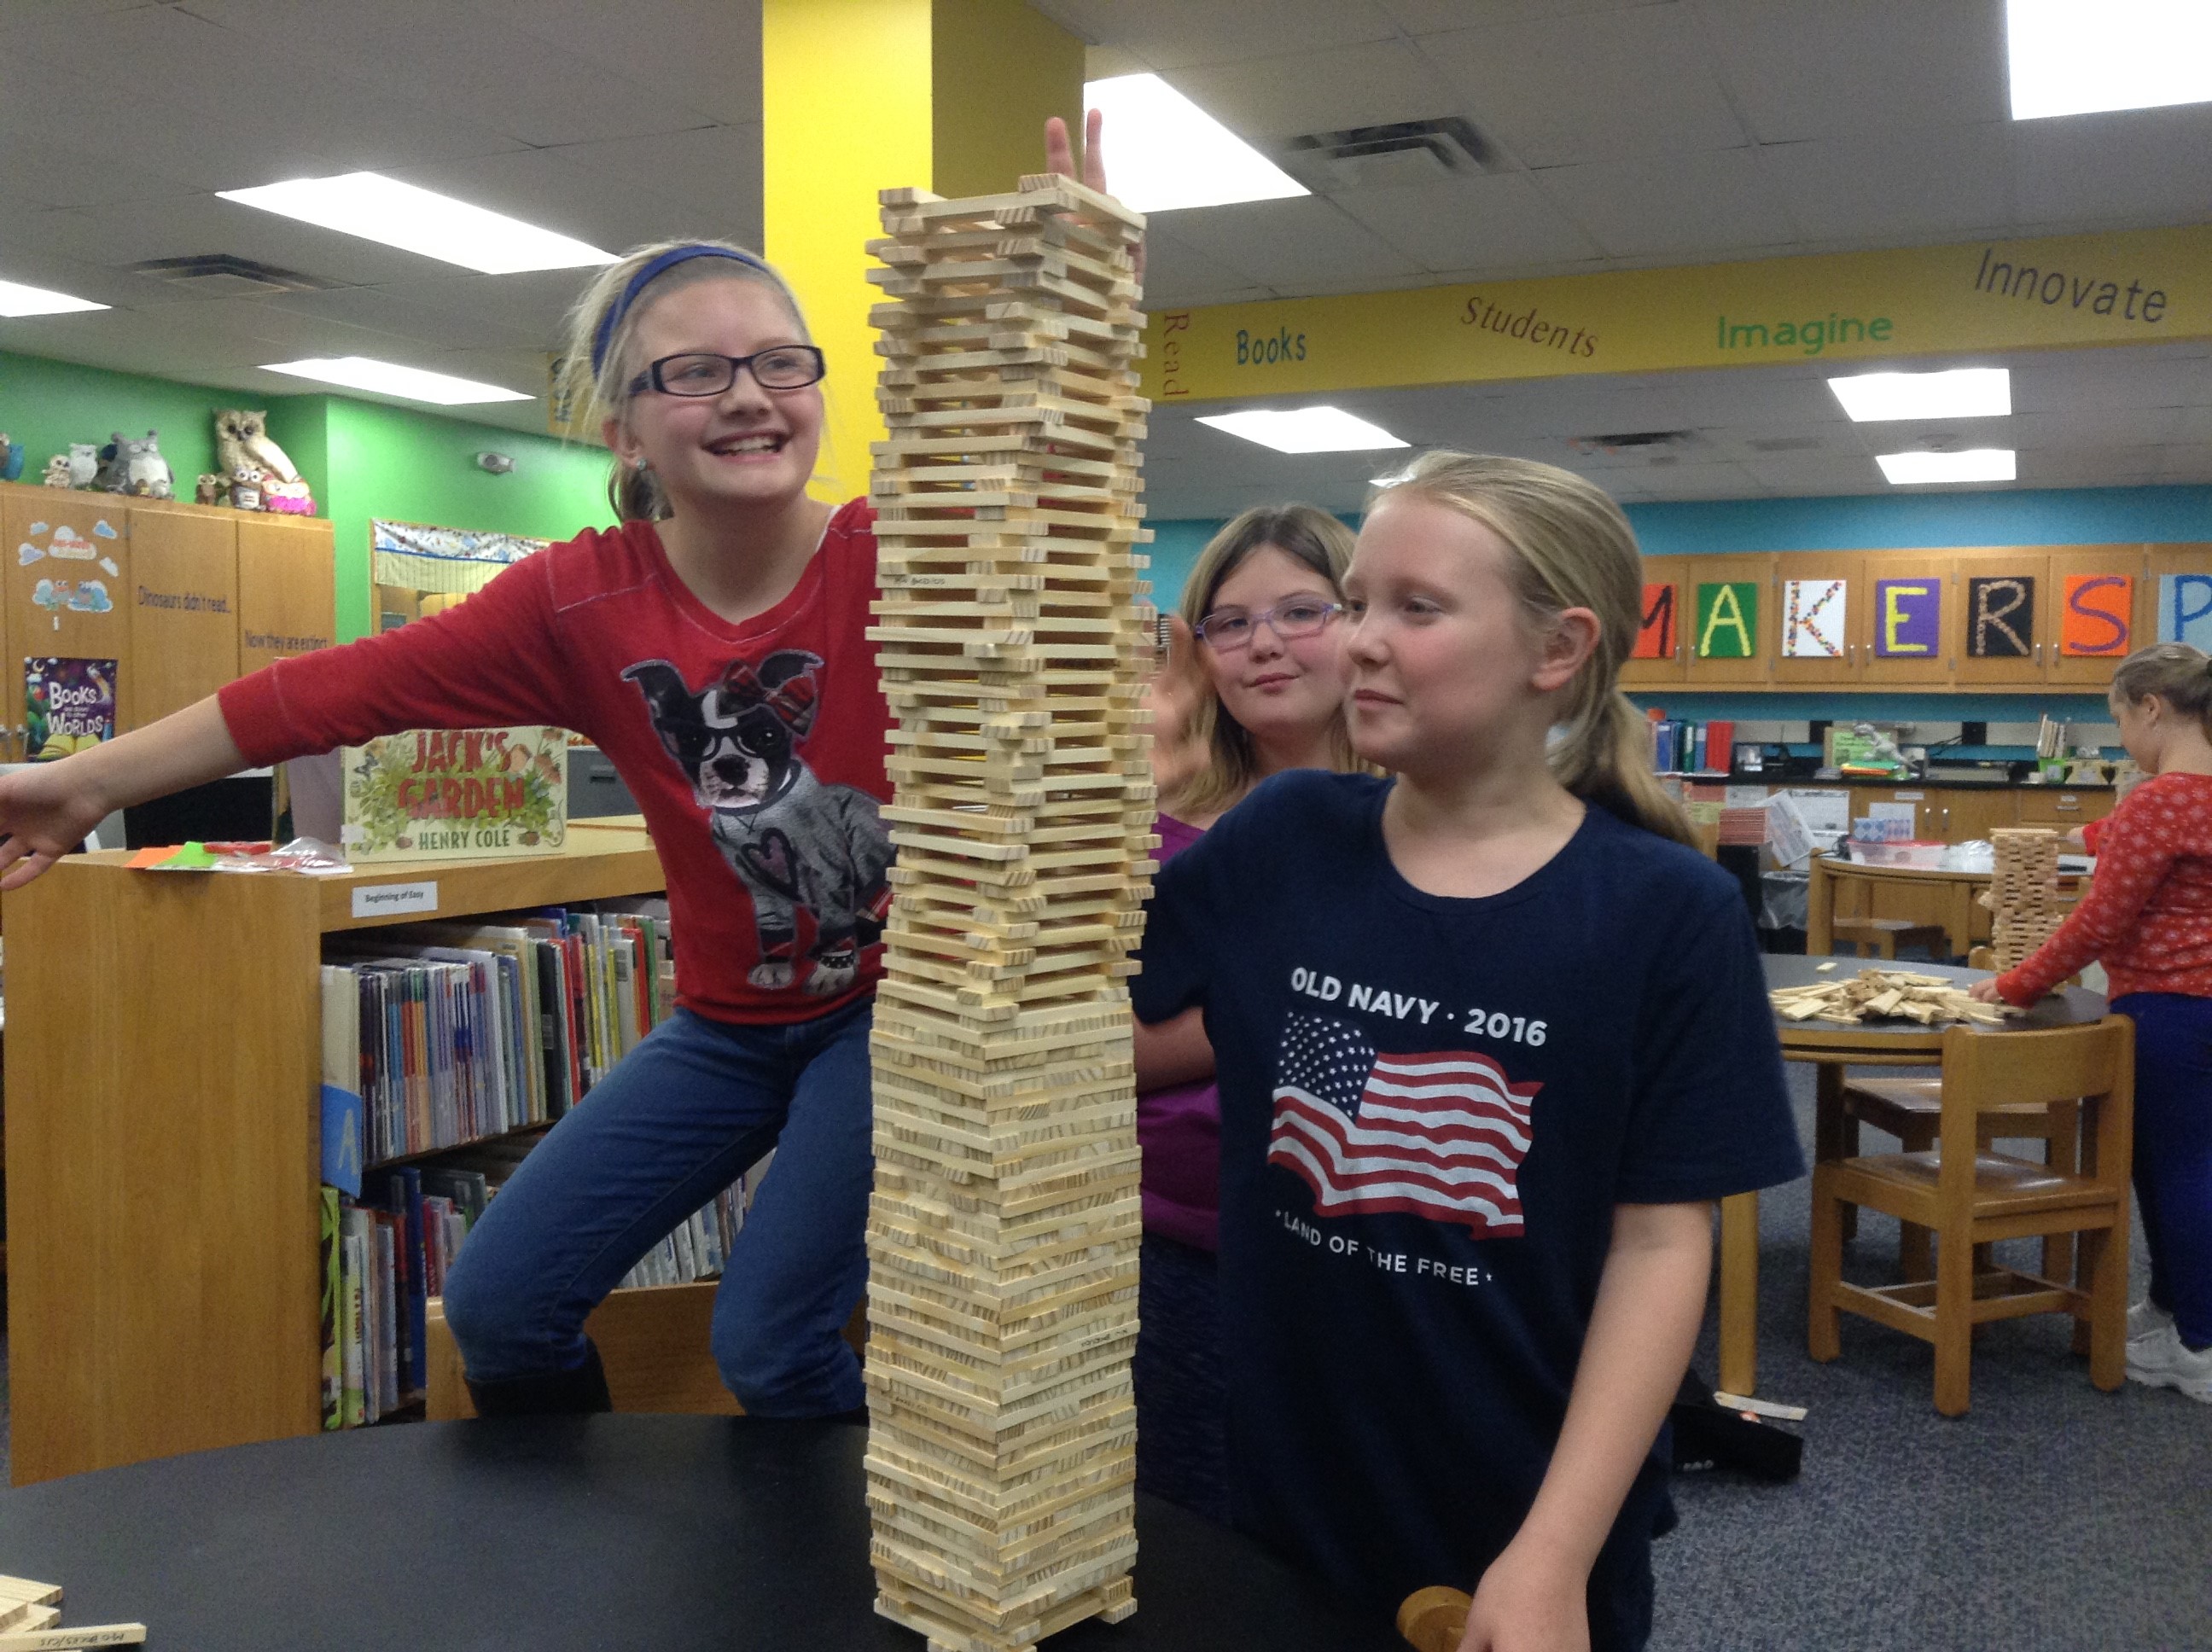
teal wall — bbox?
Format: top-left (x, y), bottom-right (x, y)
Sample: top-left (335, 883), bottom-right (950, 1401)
top-left (1149, 484), bottom-right (2212, 727)
top-left (3, 349), bottom-right (616, 641)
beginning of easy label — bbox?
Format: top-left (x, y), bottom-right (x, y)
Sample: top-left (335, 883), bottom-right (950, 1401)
top-left (351, 880), bottom-right (439, 918)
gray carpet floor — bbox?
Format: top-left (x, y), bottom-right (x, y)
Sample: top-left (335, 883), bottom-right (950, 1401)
top-left (0, 1067), bottom-right (2204, 1647)
top-left (1651, 1063), bottom-right (2212, 1652)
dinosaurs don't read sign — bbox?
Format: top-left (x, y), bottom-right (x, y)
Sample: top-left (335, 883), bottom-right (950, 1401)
top-left (341, 726), bottom-right (568, 864)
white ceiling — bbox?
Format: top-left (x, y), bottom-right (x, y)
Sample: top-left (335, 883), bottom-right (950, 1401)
top-left (0, 0), bottom-right (2208, 509)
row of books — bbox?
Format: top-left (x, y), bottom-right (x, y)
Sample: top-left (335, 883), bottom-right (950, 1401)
top-left (320, 901), bottom-right (676, 1168)
top-left (1648, 717), bottom-right (1736, 776)
top-left (319, 1142), bottom-right (775, 1428)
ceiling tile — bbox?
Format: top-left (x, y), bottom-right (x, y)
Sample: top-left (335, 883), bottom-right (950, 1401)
top-left (25, 195), bottom-right (437, 288)
top-left (2007, 405), bottom-right (2185, 450)
top-left (1380, 0), bottom-right (1674, 29)
top-left (1759, 125), bottom-right (2011, 244)
top-left (2013, 350), bottom-right (2212, 412)
top-left (386, 148), bottom-right (695, 258)
top-left (1333, 172), bottom-right (1604, 275)
top-left (1167, 38), bottom-right (1464, 142)
top-left (2012, 104), bottom-right (2212, 227)
top-left (1027, 0), bottom-right (1400, 70)
top-left (550, 126), bottom-right (765, 247)
top-left (1417, 8), bottom-right (1748, 168)
top-left (477, 0), bottom-right (764, 128)
top-left (1137, 226), bottom-right (1278, 310)
top-left (1695, 0), bottom-right (2005, 143)
top-left (1154, 196), bottom-right (1424, 292)
top-left (1533, 148), bottom-right (1799, 259)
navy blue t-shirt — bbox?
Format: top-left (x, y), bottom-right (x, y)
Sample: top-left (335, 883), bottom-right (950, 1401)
top-left (1132, 772), bottom-right (1803, 1648)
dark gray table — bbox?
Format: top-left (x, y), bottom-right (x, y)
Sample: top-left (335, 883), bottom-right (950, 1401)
top-left (0, 1416), bottom-right (1403, 1651)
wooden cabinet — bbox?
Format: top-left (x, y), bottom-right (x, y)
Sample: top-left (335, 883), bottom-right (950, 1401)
top-left (1952, 547), bottom-right (2046, 687)
top-left (1, 488), bottom-right (131, 759)
top-left (125, 503), bottom-right (241, 729)
top-left (1684, 553), bottom-right (1773, 686)
top-left (1857, 550), bottom-right (1958, 686)
top-left (1932, 788), bottom-right (2019, 844)
top-left (1621, 553), bottom-right (1690, 688)
top-left (2144, 544), bottom-right (2212, 650)
top-left (2015, 788), bottom-right (2115, 830)
top-left (4, 823), bottom-right (666, 1485)
top-left (237, 515), bottom-right (340, 673)
top-left (1770, 554), bottom-right (1860, 685)
top-left (2046, 545), bottom-right (2147, 686)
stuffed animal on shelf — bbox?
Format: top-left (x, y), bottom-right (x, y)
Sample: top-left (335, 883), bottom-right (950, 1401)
top-left (214, 410), bottom-right (300, 486)
top-left (122, 429), bottom-right (173, 498)
top-left (195, 473), bottom-right (226, 506)
top-left (0, 433), bottom-right (22, 482)
top-left (263, 478), bottom-right (315, 515)
top-left (44, 453), bottom-right (73, 488)
top-left (93, 433), bottom-right (133, 492)
top-left (228, 464), bottom-right (265, 511)
top-left (66, 443), bottom-right (98, 487)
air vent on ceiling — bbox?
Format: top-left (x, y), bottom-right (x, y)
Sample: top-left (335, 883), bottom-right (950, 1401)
top-left (129, 254), bottom-right (343, 298)
top-left (1567, 430), bottom-right (1697, 458)
top-left (1747, 436), bottom-right (1822, 453)
top-left (1278, 117), bottom-right (1499, 191)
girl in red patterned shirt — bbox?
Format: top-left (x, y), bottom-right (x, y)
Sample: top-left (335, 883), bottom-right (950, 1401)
top-left (1975, 642), bottom-right (2212, 1401)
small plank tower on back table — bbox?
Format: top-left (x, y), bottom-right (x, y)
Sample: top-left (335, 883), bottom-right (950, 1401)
top-left (861, 172), bottom-right (1155, 1652)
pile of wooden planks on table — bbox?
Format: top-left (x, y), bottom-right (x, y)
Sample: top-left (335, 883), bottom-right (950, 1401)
top-left (861, 172), bottom-right (1155, 1652)
top-left (0, 1574), bottom-right (145, 1647)
top-left (1770, 967), bottom-right (2019, 1027)
top-left (1985, 827), bottom-right (2065, 972)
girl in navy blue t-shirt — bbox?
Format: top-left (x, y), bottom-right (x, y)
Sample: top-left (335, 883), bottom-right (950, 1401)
top-left (1133, 451), bottom-right (1802, 1652)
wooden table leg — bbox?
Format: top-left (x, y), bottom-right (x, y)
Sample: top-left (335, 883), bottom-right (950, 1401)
top-left (1717, 1191), bottom-right (1759, 1398)
top-left (1813, 1061), bottom-right (1857, 1241)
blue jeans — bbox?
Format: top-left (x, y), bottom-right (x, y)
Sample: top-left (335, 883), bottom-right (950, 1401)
top-left (440, 998), bottom-right (874, 1416)
top-left (2113, 993), bottom-right (2212, 1347)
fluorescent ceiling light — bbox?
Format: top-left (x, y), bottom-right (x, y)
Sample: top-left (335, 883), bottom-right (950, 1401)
top-left (2007, 0), bottom-right (2212, 118)
top-left (0, 278), bottom-right (108, 317)
top-left (1828, 368), bottom-right (2011, 422)
top-left (1197, 407), bottom-right (1408, 454)
top-left (219, 172), bottom-right (614, 273)
top-left (1083, 74), bottom-right (1307, 212)
top-left (1877, 449), bottom-right (2017, 486)
top-left (261, 357), bottom-right (533, 405)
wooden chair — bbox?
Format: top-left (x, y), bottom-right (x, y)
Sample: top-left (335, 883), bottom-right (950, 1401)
top-left (1808, 1017), bottom-right (2133, 1416)
top-left (1831, 915), bottom-right (1950, 961)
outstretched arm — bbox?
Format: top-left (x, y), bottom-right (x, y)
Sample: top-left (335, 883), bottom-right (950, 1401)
top-left (1457, 1201), bottom-right (1712, 1652)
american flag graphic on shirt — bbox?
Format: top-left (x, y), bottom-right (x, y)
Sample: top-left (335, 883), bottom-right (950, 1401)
top-left (1268, 1010), bottom-right (1541, 1236)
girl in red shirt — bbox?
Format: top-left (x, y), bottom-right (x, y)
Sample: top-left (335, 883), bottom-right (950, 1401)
top-left (1976, 642), bottom-right (2212, 1401)
top-left (0, 119), bottom-right (1118, 1422)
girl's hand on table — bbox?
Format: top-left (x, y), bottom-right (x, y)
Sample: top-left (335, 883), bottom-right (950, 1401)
top-left (1968, 979), bottom-right (2005, 1004)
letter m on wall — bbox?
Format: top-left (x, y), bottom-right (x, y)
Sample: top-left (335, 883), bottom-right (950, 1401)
top-left (1633, 583), bottom-right (1677, 659)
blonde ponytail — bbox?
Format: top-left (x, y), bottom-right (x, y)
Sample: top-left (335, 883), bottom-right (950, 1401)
top-left (1370, 451), bottom-right (1696, 847)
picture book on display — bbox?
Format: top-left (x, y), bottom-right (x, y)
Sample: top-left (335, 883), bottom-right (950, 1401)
top-left (341, 725), bottom-right (569, 864)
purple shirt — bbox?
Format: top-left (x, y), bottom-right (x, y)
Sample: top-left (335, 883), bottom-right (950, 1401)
top-left (1138, 812), bottom-right (1220, 1250)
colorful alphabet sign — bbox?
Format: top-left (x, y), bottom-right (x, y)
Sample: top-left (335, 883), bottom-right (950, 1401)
top-left (1782, 579), bottom-right (1846, 658)
top-left (1633, 582), bottom-right (1677, 660)
top-left (1874, 578), bottom-right (1941, 656)
top-left (2157, 573), bottom-right (2212, 649)
top-left (2059, 573), bottom-right (2134, 657)
top-left (1967, 576), bottom-right (2035, 658)
top-left (1695, 582), bottom-right (1758, 660)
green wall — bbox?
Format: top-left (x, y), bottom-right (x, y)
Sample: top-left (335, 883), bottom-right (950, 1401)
top-left (3, 348), bottom-right (616, 641)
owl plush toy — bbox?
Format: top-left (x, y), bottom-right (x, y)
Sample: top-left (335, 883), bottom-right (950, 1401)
top-left (215, 410), bottom-right (301, 486)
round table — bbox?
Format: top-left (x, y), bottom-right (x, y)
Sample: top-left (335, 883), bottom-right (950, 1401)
top-left (1715, 956), bottom-right (2110, 1396)
top-left (0, 1416), bottom-right (1401, 1652)
top-left (1806, 854), bottom-right (2085, 963)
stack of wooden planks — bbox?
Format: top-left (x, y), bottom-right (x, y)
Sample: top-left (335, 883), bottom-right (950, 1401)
top-left (1770, 968), bottom-right (2019, 1027)
top-left (1987, 827), bottom-right (2064, 972)
top-left (861, 172), bottom-right (1155, 1652)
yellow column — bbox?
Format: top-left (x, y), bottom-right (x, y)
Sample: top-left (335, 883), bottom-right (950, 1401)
top-left (760, 0), bottom-right (1086, 502)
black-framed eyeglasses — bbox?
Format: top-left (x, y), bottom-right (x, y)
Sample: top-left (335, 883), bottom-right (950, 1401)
top-left (630, 346), bottom-right (826, 398)
top-left (1192, 597), bottom-right (1344, 652)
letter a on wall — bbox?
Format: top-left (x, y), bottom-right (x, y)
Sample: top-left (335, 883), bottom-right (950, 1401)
top-left (2157, 574), bottom-right (2212, 650)
top-left (1874, 579), bottom-right (1941, 656)
top-left (1633, 583), bottom-right (1677, 660)
top-left (1695, 582), bottom-right (1757, 660)
top-left (2059, 573), bottom-right (2133, 657)
top-left (1967, 576), bottom-right (2034, 658)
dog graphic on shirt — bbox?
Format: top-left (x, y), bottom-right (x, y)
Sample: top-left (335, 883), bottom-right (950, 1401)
top-left (624, 652), bottom-right (892, 995)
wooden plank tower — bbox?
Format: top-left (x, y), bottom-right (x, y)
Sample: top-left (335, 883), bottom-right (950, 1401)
top-left (860, 172), bottom-right (1155, 1652)
top-left (1988, 826), bottom-right (2065, 970)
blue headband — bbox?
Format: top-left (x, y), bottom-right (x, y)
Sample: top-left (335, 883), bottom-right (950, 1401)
top-left (591, 245), bottom-right (775, 376)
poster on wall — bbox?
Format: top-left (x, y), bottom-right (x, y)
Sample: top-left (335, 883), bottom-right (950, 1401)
top-left (2157, 574), bottom-right (2212, 649)
top-left (2059, 573), bottom-right (2133, 658)
top-left (1781, 579), bottom-right (1846, 659)
top-left (1694, 581), bottom-right (1758, 660)
top-left (341, 725), bottom-right (568, 864)
top-left (1873, 577), bottom-right (1941, 657)
top-left (1632, 583), bottom-right (1677, 659)
top-left (1967, 575), bottom-right (2035, 658)
top-left (26, 656), bottom-right (117, 760)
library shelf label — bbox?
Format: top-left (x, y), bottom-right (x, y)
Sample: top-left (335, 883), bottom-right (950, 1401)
top-left (352, 880), bottom-right (439, 919)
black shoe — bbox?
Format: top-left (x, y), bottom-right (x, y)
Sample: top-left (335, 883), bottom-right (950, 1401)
top-left (466, 1341), bottom-right (614, 1417)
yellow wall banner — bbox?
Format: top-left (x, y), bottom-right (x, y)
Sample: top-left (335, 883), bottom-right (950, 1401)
top-left (1142, 224), bottom-right (2212, 403)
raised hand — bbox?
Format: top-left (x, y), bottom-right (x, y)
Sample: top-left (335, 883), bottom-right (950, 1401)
top-left (1144, 612), bottom-right (1208, 806)
top-left (1044, 109), bottom-right (1144, 282)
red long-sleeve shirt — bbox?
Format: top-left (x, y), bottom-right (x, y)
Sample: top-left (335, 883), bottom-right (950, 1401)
top-left (218, 501), bottom-right (894, 1025)
top-left (1997, 771), bottom-right (2212, 1005)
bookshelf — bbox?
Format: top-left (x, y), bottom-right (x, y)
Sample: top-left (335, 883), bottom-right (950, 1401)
top-left (3, 819), bottom-right (667, 1485)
